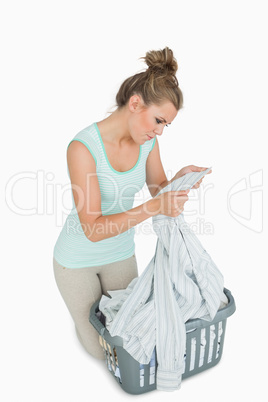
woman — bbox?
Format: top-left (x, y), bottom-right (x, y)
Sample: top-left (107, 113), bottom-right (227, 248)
top-left (53, 46), bottom-right (209, 360)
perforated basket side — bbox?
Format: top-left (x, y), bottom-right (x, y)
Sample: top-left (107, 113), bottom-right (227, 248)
top-left (89, 288), bottom-right (236, 394)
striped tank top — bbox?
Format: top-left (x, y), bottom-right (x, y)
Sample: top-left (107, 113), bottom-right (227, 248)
top-left (53, 122), bottom-right (156, 268)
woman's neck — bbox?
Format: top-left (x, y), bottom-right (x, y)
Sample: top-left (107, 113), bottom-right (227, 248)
top-left (96, 107), bottom-right (133, 146)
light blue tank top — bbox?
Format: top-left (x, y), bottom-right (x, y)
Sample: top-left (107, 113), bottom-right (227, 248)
top-left (53, 122), bottom-right (156, 268)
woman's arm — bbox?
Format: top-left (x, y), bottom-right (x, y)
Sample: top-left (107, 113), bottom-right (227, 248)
top-left (67, 141), bottom-right (161, 242)
top-left (90, 199), bottom-right (160, 242)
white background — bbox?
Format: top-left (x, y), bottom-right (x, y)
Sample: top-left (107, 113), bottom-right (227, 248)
top-left (1, 1), bottom-right (267, 401)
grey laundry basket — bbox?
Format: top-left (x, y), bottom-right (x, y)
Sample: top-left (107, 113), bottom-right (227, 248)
top-left (89, 288), bottom-right (236, 395)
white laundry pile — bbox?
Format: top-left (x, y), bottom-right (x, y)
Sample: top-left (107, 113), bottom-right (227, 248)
top-left (99, 168), bottom-right (228, 392)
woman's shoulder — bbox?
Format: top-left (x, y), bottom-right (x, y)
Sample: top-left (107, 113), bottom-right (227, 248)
top-left (67, 122), bottom-right (101, 166)
top-left (71, 122), bottom-right (99, 143)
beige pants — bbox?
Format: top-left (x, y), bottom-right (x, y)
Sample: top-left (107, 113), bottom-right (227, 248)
top-left (53, 255), bottom-right (138, 360)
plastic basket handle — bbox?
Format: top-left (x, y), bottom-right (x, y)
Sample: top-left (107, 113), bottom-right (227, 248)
top-left (185, 288), bottom-right (236, 331)
top-left (90, 300), bottom-right (106, 335)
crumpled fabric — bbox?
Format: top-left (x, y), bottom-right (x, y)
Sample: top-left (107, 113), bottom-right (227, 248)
top-left (99, 168), bottom-right (228, 391)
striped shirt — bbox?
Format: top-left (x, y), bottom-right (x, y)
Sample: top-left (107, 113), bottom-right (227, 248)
top-left (99, 168), bottom-right (228, 391)
top-left (53, 122), bottom-right (156, 268)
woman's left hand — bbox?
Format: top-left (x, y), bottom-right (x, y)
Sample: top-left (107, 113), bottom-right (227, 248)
top-left (173, 165), bottom-right (212, 189)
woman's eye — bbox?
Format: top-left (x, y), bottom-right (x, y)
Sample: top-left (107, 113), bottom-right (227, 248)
top-left (156, 118), bottom-right (170, 127)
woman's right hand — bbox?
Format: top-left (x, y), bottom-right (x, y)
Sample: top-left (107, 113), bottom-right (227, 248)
top-left (153, 189), bottom-right (190, 217)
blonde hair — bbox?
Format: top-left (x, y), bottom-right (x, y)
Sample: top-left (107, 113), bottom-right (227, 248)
top-left (115, 47), bottom-right (183, 111)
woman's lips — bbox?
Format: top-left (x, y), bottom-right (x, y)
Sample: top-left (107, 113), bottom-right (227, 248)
top-left (147, 135), bottom-right (153, 140)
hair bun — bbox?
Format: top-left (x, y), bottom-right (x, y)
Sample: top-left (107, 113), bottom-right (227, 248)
top-left (115, 46), bottom-right (183, 111)
top-left (141, 46), bottom-right (178, 76)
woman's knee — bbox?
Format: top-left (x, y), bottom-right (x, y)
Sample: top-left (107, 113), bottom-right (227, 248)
top-left (75, 324), bottom-right (105, 360)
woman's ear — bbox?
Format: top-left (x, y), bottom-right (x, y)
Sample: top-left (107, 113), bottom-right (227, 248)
top-left (128, 94), bottom-right (145, 113)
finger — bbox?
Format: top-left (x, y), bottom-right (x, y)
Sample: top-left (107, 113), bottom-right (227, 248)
top-left (198, 167), bottom-right (212, 173)
top-left (193, 178), bottom-right (203, 188)
top-left (204, 167), bottom-right (212, 174)
top-left (172, 189), bottom-right (190, 195)
top-left (190, 166), bottom-right (206, 172)
top-left (200, 168), bottom-right (212, 175)
top-left (178, 195), bottom-right (189, 203)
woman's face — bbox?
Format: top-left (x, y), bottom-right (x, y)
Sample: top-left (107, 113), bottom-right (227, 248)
top-left (128, 97), bottom-right (178, 144)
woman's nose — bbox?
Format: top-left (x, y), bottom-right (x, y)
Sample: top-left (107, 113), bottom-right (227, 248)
top-left (154, 126), bottom-right (164, 136)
